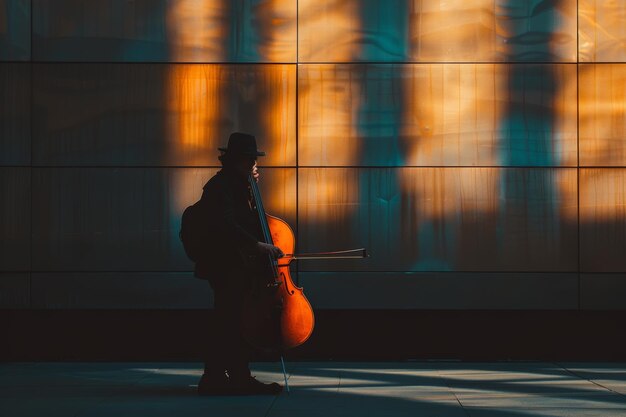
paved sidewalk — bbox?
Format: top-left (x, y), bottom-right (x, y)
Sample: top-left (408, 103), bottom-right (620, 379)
top-left (2, 361), bottom-right (626, 416)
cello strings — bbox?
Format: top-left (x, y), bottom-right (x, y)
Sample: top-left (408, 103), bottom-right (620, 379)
top-left (249, 174), bottom-right (279, 279)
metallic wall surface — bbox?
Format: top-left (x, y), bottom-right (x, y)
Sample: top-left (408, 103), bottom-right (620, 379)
top-left (0, 0), bottom-right (30, 60)
top-left (579, 0), bottom-right (626, 62)
top-left (31, 167), bottom-right (295, 271)
top-left (33, 63), bottom-right (296, 166)
top-left (0, 167), bottom-right (30, 271)
top-left (0, 63), bottom-right (30, 164)
top-left (579, 64), bottom-right (626, 166)
top-left (299, 272), bottom-right (579, 309)
top-left (0, 273), bottom-right (29, 308)
top-left (580, 169), bottom-right (626, 272)
top-left (298, 0), bottom-right (577, 62)
top-left (298, 64), bottom-right (577, 167)
top-left (297, 168), bottom-right (578, 272)
top-left (1, 0), bottom-right (626, 310)
top-left (30, 272), bottom-right (212, 309)
top-left (32, 0), bottom-right (296, 62)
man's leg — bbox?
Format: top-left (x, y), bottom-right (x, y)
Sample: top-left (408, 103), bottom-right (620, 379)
top-left (221, 284), bottom-right (282, 395)
top-left (198, 284), bottom-right (229, 395)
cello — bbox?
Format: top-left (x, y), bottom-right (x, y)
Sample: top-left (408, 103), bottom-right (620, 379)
top-left (241, 173), bottom-right (367, 352)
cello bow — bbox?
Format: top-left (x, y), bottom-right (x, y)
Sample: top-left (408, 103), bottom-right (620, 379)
top-left (284, 248), bottom-right (368, 260)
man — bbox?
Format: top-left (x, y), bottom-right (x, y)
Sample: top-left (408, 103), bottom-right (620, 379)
top-left (195, 132), bottom-right (284, 396)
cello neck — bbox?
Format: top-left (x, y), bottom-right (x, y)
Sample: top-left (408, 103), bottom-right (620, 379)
top-left (248, 173), bottom-right (273, 245)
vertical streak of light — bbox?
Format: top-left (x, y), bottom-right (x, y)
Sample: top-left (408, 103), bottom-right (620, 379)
top-left (400, 63), bottom-right (503, 196)
top-left (258, 65), bottom-right (297, 167)
top-left (255, 0), bottom-right (297, 62)
top-left (298, 64), bottom-right (361, 217)
top-left (165, 0), bottom-right (227, 62)
top-left (166, 1), bottom-right (225, 217)
top-left (297, 0), bottom-right (360, 62)
top-left (166, 1), bottom-right (297, 217)
top-left (578, 64), bottom-right (626, 223)
top-left (261, 65), bottom-right (297, 215)
top-left (166, 64), bottom-right (219, 171)
top-left (298, 0), bottom-right (362, 220)
top-left (251, 1), bottom-right (297, 213)
top-left (399, 0), bottom-right (495, 270)
top-left (411, 0), bottom-right (495, 61)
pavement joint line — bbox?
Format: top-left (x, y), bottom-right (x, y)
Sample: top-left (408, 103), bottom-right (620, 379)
top-left (555, 362), bottom-right (626, 398)
top-left (337, 370), bottom-right (342, 395)
top-left (440, 367), bottom-right (473, 416)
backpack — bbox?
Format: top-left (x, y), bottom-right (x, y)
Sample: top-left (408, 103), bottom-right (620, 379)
top-left (179, 200), bottom-right (209, 263)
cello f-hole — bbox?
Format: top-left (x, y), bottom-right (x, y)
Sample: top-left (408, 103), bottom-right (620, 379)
top-left (280, 271), bottom-right (294, 295)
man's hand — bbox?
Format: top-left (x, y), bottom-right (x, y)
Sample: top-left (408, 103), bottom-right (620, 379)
top-left (256, 242), bottom-right (284, 259)
top-left (252, 162), bottom-right (260, 183)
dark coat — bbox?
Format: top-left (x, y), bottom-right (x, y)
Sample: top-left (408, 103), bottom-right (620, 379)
top-left (194, 169), bottom-right (263, 289)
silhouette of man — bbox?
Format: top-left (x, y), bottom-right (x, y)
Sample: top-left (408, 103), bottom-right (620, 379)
top-left (194, 132), bottom-right (284, 396)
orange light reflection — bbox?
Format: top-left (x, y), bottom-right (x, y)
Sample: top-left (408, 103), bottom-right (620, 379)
top-left (299, 65), bottom-right (360, 167)
top-left (298, 0), bottom-right (360, 61)
top-left (399, 168), bottom-right (499, 222)
top-left (256, 0), bottom-right (298, 62)
top-left (579, 64), bottom-right (626, 167)
top-left (580, 169), bottom-right (626, 222)
top-left (166, 65), bottom-right (220, 167)
top-left (401, 64), bottom-right (503, 167)
top-left (578, 64), bottom-right (626, 223)
top-left (579, 0), bottom-right (626, 62)
top-left (413, 0), bottom-right (495, 61)
top-left (256, 65), bottom-right (297, 167)
top-left (297, 0), bottom-right (361, 219)
top-left (165, 0), bottom-right (228, 62)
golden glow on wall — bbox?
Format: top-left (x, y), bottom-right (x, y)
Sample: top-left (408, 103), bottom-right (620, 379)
top-left (298, 168), bottom-right (359, 225)
top-left (299, 65), bottom-right (361, 166)
top-left (166, 65), bottom-right (220, 166)
top-left (165, 0), bottom-right (296, 62)
top-left (580, 169), bottom-right (626, 222)
top-left (579, 64), bottom-right (626, 166)
top-left (165, 65), bottom-right (295, 168)
top-left (580, 169), bottom-right (626, 271)
top-left (20, 0), bottom-right (626, 279)
top-left (298, 55), bottom-right (360, 219)
top-left (165, 0), bottom-right (227, 62)
top-left (165, 2), bottom-right (296, 220)
top-left (399, 168), bottom-right (499, 220)
top-left (255, 65), bottom-right (297, 167)
top-left (170, 168), bottom-right (218, 216)
top-left (298, 0), bottom-right (577, 62)
top-left (259, 168), bottom-right (297, 222)
top-left (255, 0), bottom-right (297, 62)
top-left (412, 0), bottom-right (494, 61)
top-left (579, 0), bottom-right (626, 62)
top-left (401, 64), bottom-right (503, 166)
top-left (298, 168), bottom-right (578, 272)
top-left (298, 0), bottom-right (360, 61)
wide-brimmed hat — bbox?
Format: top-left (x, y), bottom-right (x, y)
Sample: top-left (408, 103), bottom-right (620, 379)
top-left (218, 132), bottom-right (266, 157)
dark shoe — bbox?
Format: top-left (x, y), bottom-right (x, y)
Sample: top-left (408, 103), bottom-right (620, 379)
top-left (197, 373), bottom-right (229, 396)
top-left (231, 376), bottom-right (283, 395)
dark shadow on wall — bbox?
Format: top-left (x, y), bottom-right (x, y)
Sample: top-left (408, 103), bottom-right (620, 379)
top-left (0, 0), bottom-right (30, 60)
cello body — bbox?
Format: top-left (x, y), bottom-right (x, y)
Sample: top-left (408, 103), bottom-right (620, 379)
top-left (241, 183), bottom-right (315, 351)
